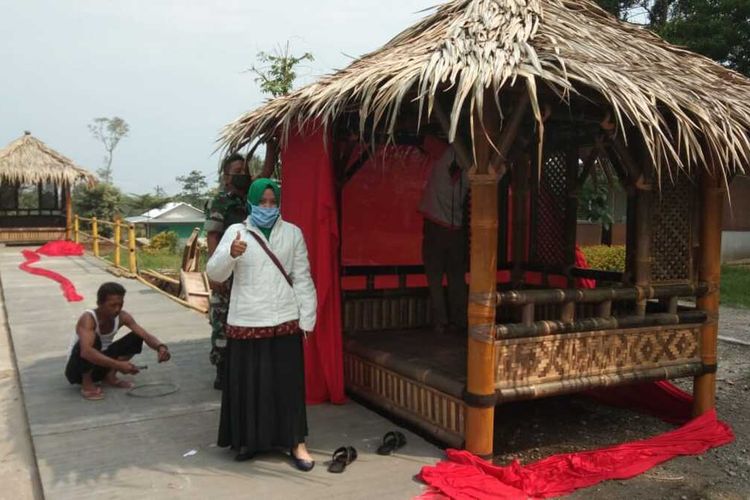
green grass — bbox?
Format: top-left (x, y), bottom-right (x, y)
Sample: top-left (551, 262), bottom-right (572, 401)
top-left (101, 248), bottom-right (207, 274)
top-left (720, 265), bottom-right (750, 309)
top-left (137, 251), bottom-right (185, 272)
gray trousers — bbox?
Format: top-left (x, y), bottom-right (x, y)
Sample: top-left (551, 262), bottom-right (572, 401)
top-left (421, 219), bottom-right (468, 328)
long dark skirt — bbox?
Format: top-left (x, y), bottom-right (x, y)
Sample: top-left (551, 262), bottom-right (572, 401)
top-left (218, 333), bottom-right (308, 454)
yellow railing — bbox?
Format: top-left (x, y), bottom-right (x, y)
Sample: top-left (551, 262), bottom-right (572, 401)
top-left (74, 215), bottom-right (137, 273)
top-left (72, 213), bottom-right (208, 314)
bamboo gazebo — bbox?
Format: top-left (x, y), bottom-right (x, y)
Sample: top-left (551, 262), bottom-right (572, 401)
top-left (221, 0), bottom-right (750, 456)
top-left (0, 132), bottom-right (95, 244)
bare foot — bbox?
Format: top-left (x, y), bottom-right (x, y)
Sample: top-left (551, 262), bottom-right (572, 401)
top-left (292, 443), bottom-right (313, 461)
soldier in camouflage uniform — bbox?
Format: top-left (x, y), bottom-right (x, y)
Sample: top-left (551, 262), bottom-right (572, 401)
top-left (205, 153), bottom-right (252, 390)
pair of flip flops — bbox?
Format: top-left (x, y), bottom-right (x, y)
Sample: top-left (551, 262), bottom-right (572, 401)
top-left (376, 431), bottom-right (407, 455)
top-left (327, 446), bottom-right (357, 473)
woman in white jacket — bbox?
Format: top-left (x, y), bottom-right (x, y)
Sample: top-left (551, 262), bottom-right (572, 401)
top-left (206, 178), bottom-right (317, 471)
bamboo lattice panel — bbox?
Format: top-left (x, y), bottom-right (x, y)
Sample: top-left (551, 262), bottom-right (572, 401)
top-left (344, 353), bottom-right (465, 444)
top-left (651, 174), bottom-right (694, 282)
top-left (494, 325), bottom-right (701, 388)
top-left (342, 294), bottom-right (431, 332)
top-left (534, 151), bottom-right (569, 267)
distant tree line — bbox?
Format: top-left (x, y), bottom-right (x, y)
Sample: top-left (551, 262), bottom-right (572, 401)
top-left (595, 0), bottom-right (749, 76)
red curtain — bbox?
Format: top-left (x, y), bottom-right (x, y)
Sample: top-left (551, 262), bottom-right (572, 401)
top-left (341, 136), bottom-right (448, 266)
top-left (281, 125), bottom-right (346, 404)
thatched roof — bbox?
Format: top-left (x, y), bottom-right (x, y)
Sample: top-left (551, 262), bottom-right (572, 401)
top-left (222, 0), bottom-right (750, 177)
top-left (0, 132), bottom-right (96, 186)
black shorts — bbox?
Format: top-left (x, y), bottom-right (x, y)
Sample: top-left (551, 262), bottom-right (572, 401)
top-left (64, 332), bottom-right (143, 384)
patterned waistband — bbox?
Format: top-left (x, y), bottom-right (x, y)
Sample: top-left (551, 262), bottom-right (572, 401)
top-left (225, 320), bottom-right (300, 340)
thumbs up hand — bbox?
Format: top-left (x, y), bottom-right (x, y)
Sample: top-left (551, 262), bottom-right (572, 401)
top-left (230, 231), bottom-right (248, 258)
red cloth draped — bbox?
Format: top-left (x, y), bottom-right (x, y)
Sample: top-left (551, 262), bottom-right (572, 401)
top-left (19, 241), bottom-right (85, 302)
top-left (418, 382), bottom-right (733, 499)
top-left (418, 409), bottom-right (733, 499)
top-left (281, 125), bottom-right (346, 404)
top-left (586, 380), bottom-right (693, 425)
top-left (341, 137), bottom-right (447, 266)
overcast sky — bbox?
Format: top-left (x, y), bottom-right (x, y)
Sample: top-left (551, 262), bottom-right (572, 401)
top-left (0, 0), bottom-right (430, 194)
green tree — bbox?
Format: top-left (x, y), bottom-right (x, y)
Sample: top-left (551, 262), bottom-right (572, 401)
top-left (660, 0), bottom-right (750, 75)
top-left (250, 42), bottom-right (314, 98)
top-left (175, 170), bottom-right (209, 208)
top-left (249, 43), bottom-right (314, 178)
top-left (594, 0), bottom-right (750, 76)
top-left (121, 192), bottom-right (172, 216)
top-left (88, 117), bottom-right (130, 184)
top-left (73, 183), bottom-right (123, 235)
top-left (247, 155), bottom-right (264, 177)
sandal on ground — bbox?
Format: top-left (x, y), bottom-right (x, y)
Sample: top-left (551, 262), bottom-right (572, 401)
top-left (376, 431), bottom-right (406, 455)
top-left (81, 387), bottom-right (104, 401)
top-left (327, 446), bottom-right (357, 473)
top-left (105, 379), bottom-right (135, 389)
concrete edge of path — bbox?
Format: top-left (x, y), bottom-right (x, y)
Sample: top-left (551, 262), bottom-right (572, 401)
top-left (0, 269), bottom-right (45, 500)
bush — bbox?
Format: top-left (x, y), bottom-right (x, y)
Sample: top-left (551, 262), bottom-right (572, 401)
top-left (581, 245), bottom-right (626, 272)
top-left (148, 231), bottom-right (178, 253)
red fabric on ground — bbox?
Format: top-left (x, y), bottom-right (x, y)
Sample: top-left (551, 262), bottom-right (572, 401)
top-left (281, 125), bottom-right (346, 404)
top-left (19, 243), bottom-right (84, 302)
top-left (35, 240), bottom-right (85, 257)
top-left (418, 409), bottom-right (733, 499)
top-left (587, 380), bottom-right (694, 425)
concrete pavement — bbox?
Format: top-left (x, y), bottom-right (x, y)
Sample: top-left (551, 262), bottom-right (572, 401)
top-left (0, 247), bottom-right (441, 499)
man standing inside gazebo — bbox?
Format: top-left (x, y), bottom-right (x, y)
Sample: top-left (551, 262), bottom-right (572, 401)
top-left (419, 146), bottom-right (469, 335)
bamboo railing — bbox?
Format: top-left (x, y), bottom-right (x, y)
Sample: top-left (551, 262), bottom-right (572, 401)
top-left (72, 214), bottom-right (208, 314)
top-left (493, 282), bottom-right (708, 340)
top-left (74, 215), bottom-right (137, 273)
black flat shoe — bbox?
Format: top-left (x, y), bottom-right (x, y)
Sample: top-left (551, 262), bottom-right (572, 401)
top-left (234, 447), bottom-right (254, 462)
top-left (290, 449), bottom-right (315, 472)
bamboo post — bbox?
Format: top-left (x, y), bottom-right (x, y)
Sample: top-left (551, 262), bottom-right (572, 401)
top-left (465, 92), bottom-right (527, 457)
top-left (92, 217), bottom-right (99, 257)
top-left (693, 171), bottom-right (724, 416)
top-left (73, 215), bottom-right (80, 244)
top-left (128, 224), bottom-right (137, 273)
top-left (466, 153), bottom-right (500, 458)
top-left (262, 138), bottom-right (280, 178)
top-left (565, 141), bottom-right (580, 288)
top-left (633, 183), bottom-right (652, 315)
top-left (114, 217), bottom-right (122, 268)
top-left (64, 182), bottom-right (72, 240)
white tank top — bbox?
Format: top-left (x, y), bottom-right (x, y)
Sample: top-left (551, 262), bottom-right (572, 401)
top-left (68, 309), bottom-right (120, 355)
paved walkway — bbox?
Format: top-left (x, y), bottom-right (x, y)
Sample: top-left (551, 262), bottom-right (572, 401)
top-left (0, 247), bottom-right (441, 499)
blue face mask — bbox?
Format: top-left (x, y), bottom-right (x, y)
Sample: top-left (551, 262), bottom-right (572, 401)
top-left (250, 205), bottom-right (280, 228)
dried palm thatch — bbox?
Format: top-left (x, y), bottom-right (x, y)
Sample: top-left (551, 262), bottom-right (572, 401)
top-left (221, 0), bottom-right (750, 179)
top-left (0, 132), bottom-right (95, 186)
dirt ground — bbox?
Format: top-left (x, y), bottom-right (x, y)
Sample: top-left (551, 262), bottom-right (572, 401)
top-left (487, 305), bottom-right (750, 499)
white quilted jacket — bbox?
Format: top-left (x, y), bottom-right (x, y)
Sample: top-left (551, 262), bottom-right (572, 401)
top-left (206, 218), bottom-right (317, 332)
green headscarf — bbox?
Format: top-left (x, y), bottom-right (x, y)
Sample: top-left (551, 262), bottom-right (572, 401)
top-left (246, 178), bottom-right (281, 239)
top-left (247, 178), bottom-right (281, 206)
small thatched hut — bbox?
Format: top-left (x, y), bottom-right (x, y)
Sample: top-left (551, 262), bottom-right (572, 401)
top-left (0, 132), bottom-right (95, 244)
top-left (221, 0), bottom-right (750, 456)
